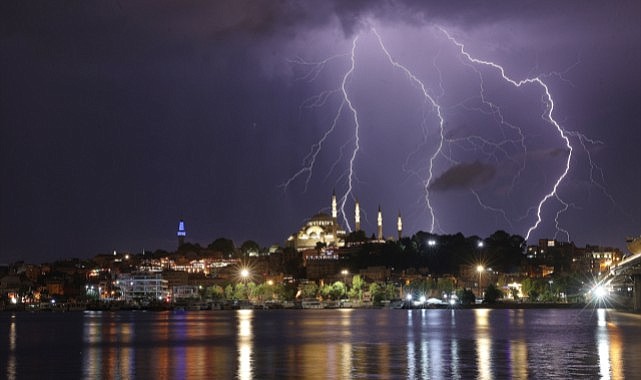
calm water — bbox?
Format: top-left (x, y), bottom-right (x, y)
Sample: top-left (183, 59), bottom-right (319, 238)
top-left (1, 308), bottom-right (640, 379)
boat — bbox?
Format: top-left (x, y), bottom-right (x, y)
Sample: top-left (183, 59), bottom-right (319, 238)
top-left (301, 298), bottom-right (323, 309)
top-left (387, 299), bottom-right (405, 309)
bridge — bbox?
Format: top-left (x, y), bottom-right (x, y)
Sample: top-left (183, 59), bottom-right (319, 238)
top-left (592, 238), bottom-right (641, 311)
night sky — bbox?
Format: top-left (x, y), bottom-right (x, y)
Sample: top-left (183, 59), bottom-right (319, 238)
top-left (1, 1), bottom-right (640, 263)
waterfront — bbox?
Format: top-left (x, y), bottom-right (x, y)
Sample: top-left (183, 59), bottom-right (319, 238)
top-left (2, 308), bottom-right (640, 379)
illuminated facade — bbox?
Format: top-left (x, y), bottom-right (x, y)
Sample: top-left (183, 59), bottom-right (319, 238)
top-left (287, 192), bottom-right (404, 250)
top-left (288, 213), bottom-right (346, 251)
top-left (287, 192), bottom-right (347, 251)
top-left (117, 272), bottom-right (170, 302)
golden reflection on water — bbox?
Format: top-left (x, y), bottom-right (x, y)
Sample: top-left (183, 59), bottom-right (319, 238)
top-left (475, 309), bottom-right (493, 380)
top-left (596, 309), bottom-right (623, 380)
top-left (69, 307), bottom-right (641, 378)
top-left (509, 309), bottom-right (528, 379)
top-left (294, 310), bottom-right (355, 378)
top-left (82, 313), bottom-right (135, 379)
top-left (237, 309), bottom-right (254, 380)
top-left (339, 309), bottom-right (353, 378)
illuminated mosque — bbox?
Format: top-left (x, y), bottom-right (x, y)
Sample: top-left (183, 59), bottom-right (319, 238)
top-left (287, 192), bottom-right (403, 251)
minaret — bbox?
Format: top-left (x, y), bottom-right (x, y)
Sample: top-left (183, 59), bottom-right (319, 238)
top-left (377, 205), bottom-right (383, 241)
top-left (397, 211), bottom-right (403, 241)
top-left (331, 190), bottom-right (338, 238)
top-left (331, 190), bottom-right (338, 222)
top-left (354, 199), bottom-right (361, 232)
top-left (177, 219), bottom-right (186, 248)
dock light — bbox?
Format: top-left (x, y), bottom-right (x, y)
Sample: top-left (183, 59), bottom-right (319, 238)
top-left (593, 285), bottom-right (607, 300)
top-left (406, 294), bottom-right (412, 301)
top-left (419, 295), bottom-right (426, 303)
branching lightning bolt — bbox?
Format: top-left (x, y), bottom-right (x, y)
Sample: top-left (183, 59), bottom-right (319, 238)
top-left (283, 26), bottom-right (610, 244)
top-left (371, 28), bottom-right (444, 233)
top-left (439, 27), bottom-right (573, 241)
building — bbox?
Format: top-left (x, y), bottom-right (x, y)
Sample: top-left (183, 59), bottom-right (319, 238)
top-left (304, 249), bottom-right (341, 280)
top-left (287, 192), bottom-right (347, 251)
top-left (572, 245), bottom-right (623, 276)
top-left (116, 272), bottom-right (170, 302)
top-left (287, 192), bottom-right (403, 251)
top-left (177, 219), bottom-right (186, 248)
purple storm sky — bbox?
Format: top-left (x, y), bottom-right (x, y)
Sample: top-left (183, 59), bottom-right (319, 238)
top-left (1, 1), bottom-right (640, 263)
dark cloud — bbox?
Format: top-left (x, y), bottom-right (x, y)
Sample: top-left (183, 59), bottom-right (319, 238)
top-left (429, 161), bottom-right (496, 192)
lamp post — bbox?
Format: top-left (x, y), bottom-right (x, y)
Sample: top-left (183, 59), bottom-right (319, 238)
top-left (476, 265), bottom-right (484, 299)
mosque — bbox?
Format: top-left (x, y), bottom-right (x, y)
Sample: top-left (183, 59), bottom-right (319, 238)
top-left (286, 192), bottom-right (403, 251)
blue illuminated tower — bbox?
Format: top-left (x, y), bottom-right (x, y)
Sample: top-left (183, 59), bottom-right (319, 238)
top-left (177, 219), bottom-right (186, 248)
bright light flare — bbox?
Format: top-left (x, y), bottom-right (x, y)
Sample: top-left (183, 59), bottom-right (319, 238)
top-left (593, 285), bottom-right (608, 300)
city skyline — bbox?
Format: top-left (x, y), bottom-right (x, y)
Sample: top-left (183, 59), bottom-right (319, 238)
top-left (1, 1), bottom-right (639, 263)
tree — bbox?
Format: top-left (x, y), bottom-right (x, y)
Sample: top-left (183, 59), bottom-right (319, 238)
top-left (458, 288), bottom-right (476, 305)
top-left (510, 287), bottom-right (519, 301)
top-left (274, 283), bottom-right (297, 301)
top-left (321, 282), bottom-right (346, 300)
top-left (521, 278), bottom-right (534, 299)
top-left (486, 230), bottom-right (526, 273)
top-left (483, 283), bottom-right (503, 303)
top-left (301, 283), bottom-right (318, 298)
top-left (348, 275), bottom-right (365, 301)
top-left (224, 284), bottom-right (234, 300)
top-left (208, 238), bottom-right (236, 258)
top-left (234, 283), bottom-right (248, 300)
top-left (240, 240), bottom-right (260, 257)
top-left (436, 278), bottom-right (455, 296)
top-left (206, 285), bottom-right (225, 300)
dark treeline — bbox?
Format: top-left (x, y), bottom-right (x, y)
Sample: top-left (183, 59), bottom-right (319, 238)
top-left (342, 230), bottom-right (525, 275)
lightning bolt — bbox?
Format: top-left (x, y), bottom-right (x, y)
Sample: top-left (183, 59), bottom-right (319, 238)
top-left (338, 36), bottom-right (361, 230)
top-left (371, 28), bottom-right (445, 233)
top-left (439, 27), bottom-right (573, 241)
top-left (284, 26), bottom-right (608, 245)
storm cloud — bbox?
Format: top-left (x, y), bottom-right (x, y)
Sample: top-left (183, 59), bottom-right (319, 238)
top-left (429, 161), bottom-right (496, 192)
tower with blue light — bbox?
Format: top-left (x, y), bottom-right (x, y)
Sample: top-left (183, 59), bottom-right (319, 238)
top-left (177, 219), bottom-right (186, 248)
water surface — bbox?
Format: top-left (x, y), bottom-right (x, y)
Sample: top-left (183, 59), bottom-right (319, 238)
top-left (1, 308), bottom-right (640, 379)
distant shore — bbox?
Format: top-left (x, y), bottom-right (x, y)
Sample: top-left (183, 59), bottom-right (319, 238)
top-left (3, 301), bottom-right (629, 313)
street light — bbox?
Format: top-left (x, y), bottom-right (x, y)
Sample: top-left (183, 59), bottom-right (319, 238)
top-left (476, 265), bottom-right (484, 299)
top-left (341, 269), bottom-right (349, 284)
top-left (240, 268), bottom-right (250, 282)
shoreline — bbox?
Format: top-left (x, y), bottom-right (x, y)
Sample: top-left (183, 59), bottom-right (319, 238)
top-left (4, 301), bottom-right (638, 313)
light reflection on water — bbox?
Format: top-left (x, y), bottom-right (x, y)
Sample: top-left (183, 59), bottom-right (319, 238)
top-left (475, 309), bottom-right (492, 380)
top-left (2, 308), bottom-right (641, 379)
top-left (237, 309), bottom-right (253, 380)
top-left (7, 315), bottom-right (16, 380)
